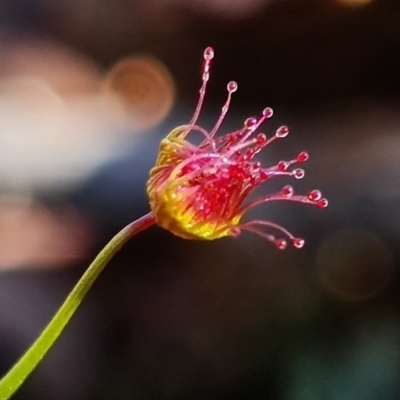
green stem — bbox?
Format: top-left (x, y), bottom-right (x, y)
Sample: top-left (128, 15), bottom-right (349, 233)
top-left (0, 212), bottom-right (155, 400)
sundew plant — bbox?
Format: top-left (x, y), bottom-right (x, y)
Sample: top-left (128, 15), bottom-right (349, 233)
top-left (0, 47), bottom-right (327, 399)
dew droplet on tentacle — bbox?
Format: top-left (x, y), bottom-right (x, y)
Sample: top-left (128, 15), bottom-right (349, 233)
top-left (308, 189), bottom-right (321, 201)
top-left (204, 47), bottom-right (214, 60)
top-left (317, 198), bottom-right (329, 208)
top-left (281, 185), bottom-right (294, 197)
top-left (227, 81), bottom-right (238, 93)
top-left (263, 107), bottom-right (274, 118)
top-left (222, 133), bottom-right (236, 146)
top-left (277, 161), bottom-right (288, 171)
top-left (276, 125), bottom-right (289, 138)
top-left (297, 151), bottom-right (309, 162)
top-left (293, 168), bottom-right (305, 179)
top-left (293, 238), bottom-right (305, 249)
top-left (246, 148), bottom-right (255, 159)
top-left (259, 170), bottom-right (270, 180)
top-left (275, 238), bottom-right (288, 250)
top-left (248, 175), bottom-right (258, 185)
top-left (256, 133), bottom-right (267, 145)
top-left (244, 117), bottom-right (258, 129)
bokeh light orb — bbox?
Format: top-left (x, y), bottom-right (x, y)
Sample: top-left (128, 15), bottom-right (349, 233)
top-left (0, 38), bottom-right (102, 96)
top-left (102, 55), bottom-right (175, 132)
top-left (316, 228), bottom-right (393, 302)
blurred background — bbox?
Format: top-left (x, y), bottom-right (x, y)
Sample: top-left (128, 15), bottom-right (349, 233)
top-left (1, 0), bottom-right (400, 399)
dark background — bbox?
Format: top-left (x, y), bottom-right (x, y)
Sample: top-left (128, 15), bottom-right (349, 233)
top-left (1, 0), bottom-right (400, 399)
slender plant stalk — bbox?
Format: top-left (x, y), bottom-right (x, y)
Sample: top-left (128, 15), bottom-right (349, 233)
top-left (0, 212), bottom-right (155, 400)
